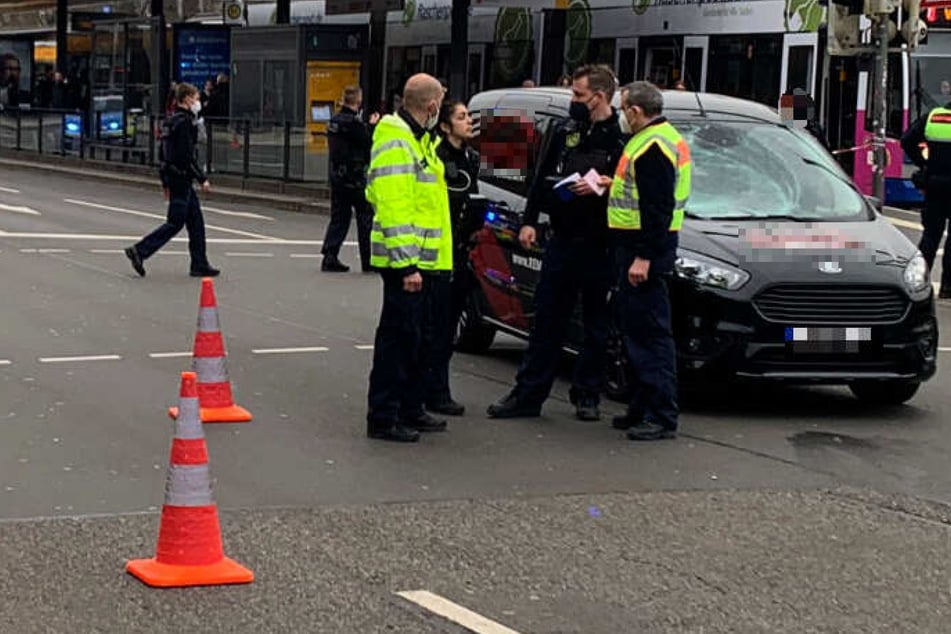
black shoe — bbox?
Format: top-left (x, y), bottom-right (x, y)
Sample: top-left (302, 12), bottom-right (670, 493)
top-left (124, 247), bottom-right (145, 277)
top-left (321, 256), bottom-right (350, 273)
top-left (403, 412), bottom-right (447, 432)
top-left (612, 414), bottom-right (637, 430)
top-left (939, 287), bottom-right (951, 299)
top-left (486, 392), bottom-right (541, 419)
top-left (367, 423), bottom-right (420, 442)
top-left (426, 398), bottom-right (466, 416)
top-left (575, 397), bottom-right (600, 422)
top-left (626, 421), bottom-right (677, 441)
top-left (190, 266), bottom-right (220, 277)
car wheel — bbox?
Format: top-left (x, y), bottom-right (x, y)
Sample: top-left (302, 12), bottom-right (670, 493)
top-left (605, 333), bottom-right (631, 403)
top-left (455, 294), bottom-right (496, 354)
top-left (848, 380), bottom-right (921, 406)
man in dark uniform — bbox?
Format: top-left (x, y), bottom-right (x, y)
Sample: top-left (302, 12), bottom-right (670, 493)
top-left (487, 64), bottom-right (626, 421)
top-left (902, 102), bottom-right (951, 298)
top-left (124, 82), bottom-right (218, 278)
top-left (607, 81), bottom-right (690, 441)
top-left (322, 85), bottom-right (379, 273)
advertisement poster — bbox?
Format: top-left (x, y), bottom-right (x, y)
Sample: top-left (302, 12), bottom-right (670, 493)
top-left (174, 26), bottom-right (231, 87)
top-left (306, 60), bottom-right (361, 153)
top-left (0, 40), bottom-right (32, 107)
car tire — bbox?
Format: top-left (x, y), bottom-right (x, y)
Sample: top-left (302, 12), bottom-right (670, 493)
top-left (848, 380), bottom-right (921, 406)
top-left (455, 294), bottom-right (496, 354)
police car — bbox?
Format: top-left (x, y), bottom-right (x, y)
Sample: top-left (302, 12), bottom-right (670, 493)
top-left (457, 87), bottom-right (938, 406)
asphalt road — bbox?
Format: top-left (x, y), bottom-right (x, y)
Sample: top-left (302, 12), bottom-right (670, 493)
top-left (1, 166), bottom-right (950, 633)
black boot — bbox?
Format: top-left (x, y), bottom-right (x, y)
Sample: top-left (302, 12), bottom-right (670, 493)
top-left (367, 422), bottom-right (420, 442)
top-left (486, 391), bottom-right (541, 419)
top-left (626, 420), bottom-right (677, 441)
top-left (322, 255), bottom-right (350, 273)
top-left (190, 265), bottom-right (220, 277)
top-left (426, 398), bottom-right (466, 416)
top-left (403, 411), bottom-right (448, 432)
top-left (124, 246), bottom-right (145, 277)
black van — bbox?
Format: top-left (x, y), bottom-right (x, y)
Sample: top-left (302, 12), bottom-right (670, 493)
top-left (457, 87), bottom-right (938, 406)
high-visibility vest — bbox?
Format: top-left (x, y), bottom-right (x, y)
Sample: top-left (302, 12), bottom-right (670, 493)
top-left (607, 120), bottom-right (691, 232)
top-left (925, 106), bottom-right (951, 143)
top-left (365, 114), bottom-right (452, 272)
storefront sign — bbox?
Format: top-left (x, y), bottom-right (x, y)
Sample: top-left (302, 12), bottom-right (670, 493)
top-left (174, 27), bottom-right (231, 87)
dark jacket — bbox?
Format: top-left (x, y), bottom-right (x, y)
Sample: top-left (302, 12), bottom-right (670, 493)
top-left (205, 82), bottom-right (229, 119)
top-left (329, 105), bottom-right (374, 189)
top-left (436, 138), bottom-right (479, 249)
top-left (902, 104), bottom-right (951, 192)
top-left (159, 108), bottom-right (207, 192)
top-left (522, 110), bottom-right (626, 244)
top-left (612, 117), bottom-right (678, 272)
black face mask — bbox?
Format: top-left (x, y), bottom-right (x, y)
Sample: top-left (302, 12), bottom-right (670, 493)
top-left (569, 100), bottom-right (591, 123)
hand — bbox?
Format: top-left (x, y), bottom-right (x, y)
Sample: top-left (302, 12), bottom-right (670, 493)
top-left (200, 181), bottom-right (211, 193)
top-left (597, 175), bottom-right (613, 190)
top-left (403, 272), bottom-right (423, 293)
top-left (162, 187), bottom-right (169, 201)
top-left (569, 179), bottom-right (597, 196)
top-left (369, 112), bottom-right (381, 125)
top-left (628, 257), bottom-right (650, 286)
top-left (519, 226), bottom-right (537, 250)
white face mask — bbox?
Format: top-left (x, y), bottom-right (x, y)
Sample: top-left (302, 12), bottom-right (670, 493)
top-left (425, 104), bottom-right (439, 130)
top-left (189, 100), bottom-right (201, 115)
top-left (618, 110), bottom-right (632, 135)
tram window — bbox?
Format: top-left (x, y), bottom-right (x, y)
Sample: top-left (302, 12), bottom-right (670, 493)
top-left (785, 45), bottom-right (813, 93)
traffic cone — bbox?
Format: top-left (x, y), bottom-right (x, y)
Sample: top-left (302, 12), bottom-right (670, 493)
top-left (169, 278), bottom-right (252, 423)
top-left (127, 371), bottom-right (254, 588)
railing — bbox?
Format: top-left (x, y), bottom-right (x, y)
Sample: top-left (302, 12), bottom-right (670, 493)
top-left (0, 108), bottom-right (330, 184)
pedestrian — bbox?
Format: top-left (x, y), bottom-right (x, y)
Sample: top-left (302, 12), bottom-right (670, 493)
top-left (673, 79), bottom-right (686, 91)
top-left (902, 98), bottom-right (951, 299)
top-left (556, 74), bottom-right (572, 88)
top-left (321, 85), bottom-right (379, 273)
top-left (608, 81), bottom-right (689, 441)
top-left (522, 78), bottom-right (536, 88)
top-left (365, 73), bottom-right (452, 442)
top-left (487, 64), bottom-right (625, 421)
top-left (423, 100), bottom-right (480, 416)
top-left (124, 83), bottom-right (219, 278)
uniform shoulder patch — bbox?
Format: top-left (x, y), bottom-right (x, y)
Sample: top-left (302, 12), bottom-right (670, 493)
top-left (565, 132), bottom-right (580, 148)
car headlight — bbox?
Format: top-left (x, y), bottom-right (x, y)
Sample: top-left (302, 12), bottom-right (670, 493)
top-left (903, 251), bottom-right (930, 295)
top-left (675, 251), bottom-right (750, 291)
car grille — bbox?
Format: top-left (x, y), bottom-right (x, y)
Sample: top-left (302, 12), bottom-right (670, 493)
top-left (753, 285), bottom-right (909, 325)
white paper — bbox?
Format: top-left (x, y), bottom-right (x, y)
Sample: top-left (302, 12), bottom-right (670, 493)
top-left (553, 172), bottom-right (581, 190)
top-left (583, 168), bottom-right (605, 196)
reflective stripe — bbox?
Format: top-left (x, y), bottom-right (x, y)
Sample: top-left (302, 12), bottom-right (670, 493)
top-left (165, 464), bottom-right (214, 507)
top-left (371, 242), bottom-right (420, 261)
top-left (374, 222), bottom-right (415, 239)
top-left (193, 356), bottom-right (228, 383)
top-left (607, 197), bottom-right (688, 212)
top-left (197, 307), bottom-right (219, 333)
top-left (417, 173), bottom-right (437, 183)
top-left (370, 138), bottom-right (413, 161)
top-left (368, 163), bottom-right (417, 179)
top-left (174, 396), bottom-right (204, 439)
top-left (420, 248), bottom-right (439, 262)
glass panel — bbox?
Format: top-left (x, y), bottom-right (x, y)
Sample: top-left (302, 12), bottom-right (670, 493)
top-left (785, 45), bottom-right (813, 93)
top-left (617, 48), bottom-right (637, 84)
top-left (683, 47), bottom-right (703, 91)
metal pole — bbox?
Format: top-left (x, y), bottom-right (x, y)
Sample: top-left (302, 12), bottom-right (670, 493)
top-left (276, 0), bottom-right (291, 24)
top-left (151, 0), bottom-right (168, 121)
top-left (367, 0), bottom-right (388, 115)
top-left (449, 0), bottom-right (470, 101)
top-left (873, 14), bottom-right (889, 210)
top-left (56, 0), bottom-right (68, 75)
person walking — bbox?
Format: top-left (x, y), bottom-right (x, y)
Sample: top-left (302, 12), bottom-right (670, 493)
top-left (608, 81), bottom-right (690, 441)
top-left (321, 85), bottom-right (379, 273)
top-left (423, 100), bottom-right (480, 416)
top-left (124, 83), bottom-right (219, 278)
top-left (902, 100), bottom-right (951, 298)
top-left (365, 73), bottom-right (452, 442)
top-left (487, 64), bottom-right (626, 421)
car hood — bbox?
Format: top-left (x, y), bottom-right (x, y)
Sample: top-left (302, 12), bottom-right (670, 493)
top-left (678, 214), bottom-right (919, 285)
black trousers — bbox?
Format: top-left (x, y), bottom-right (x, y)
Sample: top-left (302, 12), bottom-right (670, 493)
top-left (423, 272), bottom-right (459, 405)
top-left (615, 272), bottom-right (679, 431)
top-left (323, 186), bottom-right (373, 268)
top-left (367, 273), bottom-right (431, 426)
top-left (513, 236), bottom-right (612, 407)
top-left (920, 193), bottom-right (951, 289)
top-left (134, 186), bottom-right (209, 270)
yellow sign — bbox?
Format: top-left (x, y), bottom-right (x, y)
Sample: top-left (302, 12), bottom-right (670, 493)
top-left (306, 60), bottom-right (362, 154)
top-left (223, 1), bottom-right (244, 24)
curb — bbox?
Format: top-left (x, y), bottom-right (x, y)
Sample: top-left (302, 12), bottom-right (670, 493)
top-left (0, 154), bottom-right (332, 215)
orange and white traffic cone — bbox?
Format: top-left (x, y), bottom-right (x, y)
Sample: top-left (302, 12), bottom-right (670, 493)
top-left (127, 371), bottom-right (253, 587)
top-left (169, 278), bottom-right (252, 423)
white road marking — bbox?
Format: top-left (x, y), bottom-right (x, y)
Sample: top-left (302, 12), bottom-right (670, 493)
top-left (148, 351), bottom-right (193, 359)
top-left (0, 360), bottom-right (11, 366)
top-left (0, 186), bottom-right (20, 194)
top-left (0, 230), bottom-right (323, 245)
top-left (939, 347), bottom-right (951, 352)
top-left (251, 346), bottom-right (329, 354)
top-left (63, 199), bottom-right (280, 241)
top-left (224, 252), bottom-right (274, 257)
top-left (396, 590), bottom-right (522, 634)
top-left (887, 207), bottom-right (920, 217)
top-left (37, 248), bottom-right (71, 253)
top-left (887, 216), bottom-right (923, 231)
top-left (19, 248), bottom-right (36, 253)
top-left (354, 344), bottom-right (374, 350)
top-left (39, 355), bottom-right (122, 363)
top-left (0, 202), bottom-right (40, 215)
top-left (88, 249), bottom-right (125, 254)
top-left (289, 253), bottom-right (322, 258)
top-left (156, 250), bottom-right (189, 255)
top-left (203, 206), bottom-right (275, 221)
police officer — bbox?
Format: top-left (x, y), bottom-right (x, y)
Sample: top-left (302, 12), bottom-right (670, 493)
top-left (487, 64), bottom-right (626, 421)
top-left (608, 81), bottom-right (689, 441)
top-left (322, 85), bottom-right (379, 273)
top-left (902, 101), bottom-right (951, 298)
top-left (125, 82), bottom-right (218, 278)
top-left (366, 73), bottom-right (452, 443)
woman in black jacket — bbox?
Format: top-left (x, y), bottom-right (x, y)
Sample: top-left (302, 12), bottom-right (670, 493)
top-left (424, 101), bottom-right (480, 417)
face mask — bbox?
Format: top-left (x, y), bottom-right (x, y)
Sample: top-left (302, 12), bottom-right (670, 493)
top-left (425, 105), bottom-right (439, 130)
top-left (189, 100), bottom-right (201, 115)
top-left (569, 100), bottom-right (590, 123)
top-left (618, 110), bottom-right (632, 135)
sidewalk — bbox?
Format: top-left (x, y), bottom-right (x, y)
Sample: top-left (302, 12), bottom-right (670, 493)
top-left (0, 151), bottom-right (332, 214)
top-left (2, 487), bottom-right (949, 633)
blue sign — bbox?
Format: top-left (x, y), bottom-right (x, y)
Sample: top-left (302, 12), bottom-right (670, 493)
top-left (174, 27), bottom-right (231, 87)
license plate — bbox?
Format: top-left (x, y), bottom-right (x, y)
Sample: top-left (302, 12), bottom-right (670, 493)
top-left (784, 327), bottom-right (871, 353)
